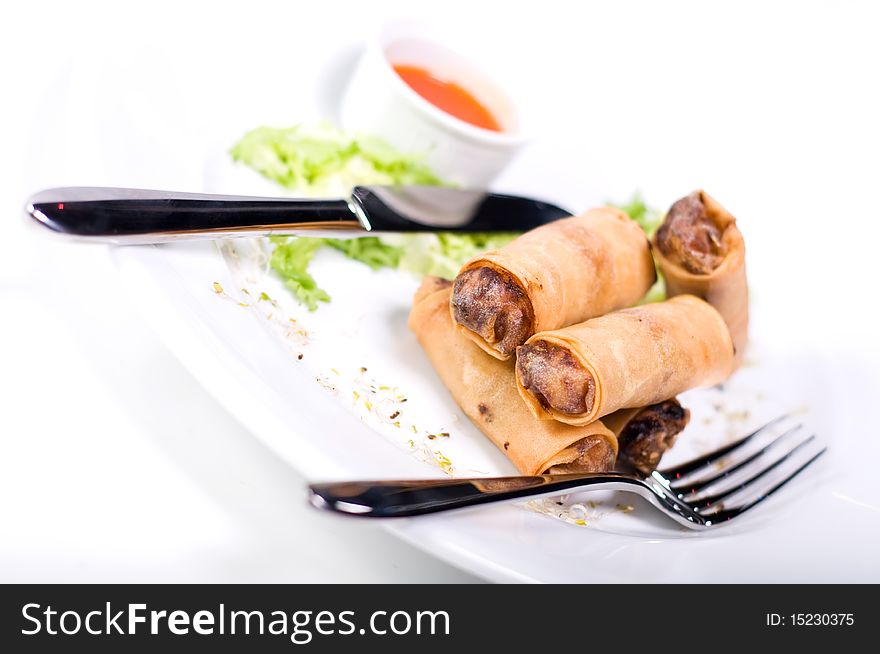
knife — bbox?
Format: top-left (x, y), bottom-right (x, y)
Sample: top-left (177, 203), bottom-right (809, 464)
top-left (26, 185), bottom-right (572, 244)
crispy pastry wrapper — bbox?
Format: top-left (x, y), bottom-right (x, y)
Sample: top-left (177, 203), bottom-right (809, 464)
top-left (410, 278), bottom-right (618, 475)
top-left (516, 295), bottom-right (734, 425)
top-left (450, 207), bottom-right (656, 360)
top-left (653, 190), bottom-right (749, 364)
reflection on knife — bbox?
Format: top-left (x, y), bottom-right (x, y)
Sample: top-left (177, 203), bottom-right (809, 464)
top-left (26, 186), bottom-right (571, 244)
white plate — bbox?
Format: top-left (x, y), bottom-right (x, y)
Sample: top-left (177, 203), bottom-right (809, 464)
top-left (112, 224), bottom-right (878, 582)
top-left (50, 18), bottom-right (880, 582)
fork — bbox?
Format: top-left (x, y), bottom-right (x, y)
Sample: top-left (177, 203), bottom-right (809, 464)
top-left (308, 414), bottom-right (826, 530)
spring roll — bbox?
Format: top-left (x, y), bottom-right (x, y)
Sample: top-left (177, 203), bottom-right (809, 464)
top-left (515, 295), bottom-right (734, 426)
top-left (412, 277), bottom-right (617, 474)
top-left (653, 190), bottom-right (748, 363)
top-left (409, 278), bottom-right (689, 475)
top-left (450, 207), bottom-right (656, 360)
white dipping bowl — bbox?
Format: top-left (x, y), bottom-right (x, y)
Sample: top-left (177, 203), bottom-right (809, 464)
top-left (340, 20), bottom-right (528, 188)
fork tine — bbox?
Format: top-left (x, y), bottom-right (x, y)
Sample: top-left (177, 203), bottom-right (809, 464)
top-left (670, 423), bottom-right (805, 493)
top-left (685, 434), bottom-right (817, 506)
top-left (658, 414), bottom-right (788, 480)
top-left (697, 446), bottom-right (827, 524)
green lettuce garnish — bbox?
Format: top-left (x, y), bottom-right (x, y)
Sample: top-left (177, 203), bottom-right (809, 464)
top-left (394, 232), bottom-right (519, 280)
top-left (268, 237), bottom-right (331, 311)
top-left (230, 124), bottom-right (442, 196)
top-left (267, 233), bottom-right (519, 310)
top-left (322, 237), bottom-right (404, 271)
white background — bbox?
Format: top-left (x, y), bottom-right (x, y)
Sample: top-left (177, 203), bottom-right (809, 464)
top-left (2, 0), bottom-right (879, 582)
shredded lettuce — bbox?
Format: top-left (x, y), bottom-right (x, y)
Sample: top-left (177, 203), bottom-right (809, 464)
top-left (322, 237), bottom-right (404, 271)
top-left (394, 233), bottom-right (519, 280)
top-left (268, 232), bottom-right (518, 310)
top-left (230, 124), bottom-right (443, 196)
top-left (268, 237), bottom-right (331, 311)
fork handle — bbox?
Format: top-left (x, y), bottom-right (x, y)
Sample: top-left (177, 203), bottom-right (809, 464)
top-left (26, 187), bottom-right (364, 243)
top-left (308, 473), bottom-right (636, 518)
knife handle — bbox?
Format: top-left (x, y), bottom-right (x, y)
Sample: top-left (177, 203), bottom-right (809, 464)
top-left (25, 187), bottom-right (365, 244)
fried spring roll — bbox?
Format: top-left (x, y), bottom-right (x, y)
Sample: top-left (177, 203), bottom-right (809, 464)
top-left (411, 277), bottom-right (616, 474)
top-left (515, 295), bottom-right (734, 426)
top-left (548, 400), bottom-right (690, 474)
top-left (653, 190), bottom-right (748, 363)
top-left (450, 207), bottom-right (656, 360)
top-left (409, 278), bottom-right (689, 475)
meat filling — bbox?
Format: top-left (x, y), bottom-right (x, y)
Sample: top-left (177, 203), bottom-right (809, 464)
top-left (516, 340), bottom-right (595, 416)
top-left (617, 399), bottom-right (690, 475)
top-left (655, 192), bottom-right (727, 274)
top-left (451, 267), bottom-right (534, 356)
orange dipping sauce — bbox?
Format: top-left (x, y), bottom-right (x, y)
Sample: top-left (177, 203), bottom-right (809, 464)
top-left (392, 64), bottom-right (502, 132)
